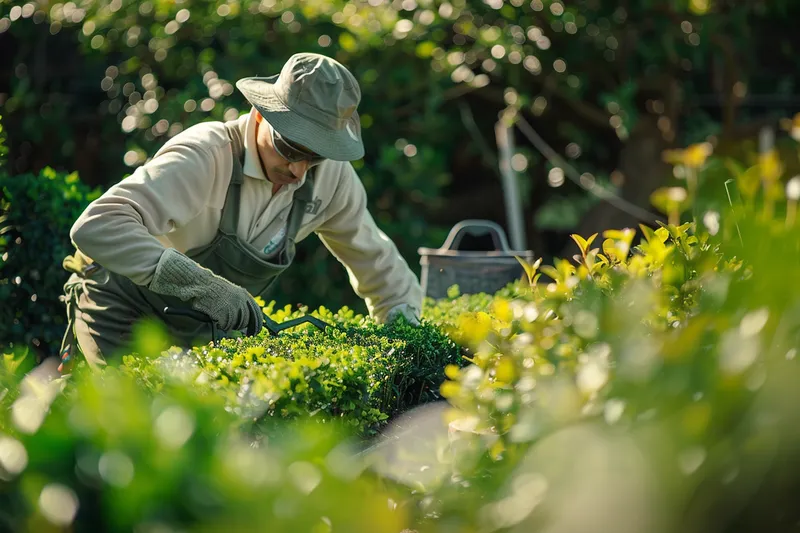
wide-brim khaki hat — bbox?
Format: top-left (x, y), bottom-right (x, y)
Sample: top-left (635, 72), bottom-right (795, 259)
top-left (236, 53), bottom-right (365, 161)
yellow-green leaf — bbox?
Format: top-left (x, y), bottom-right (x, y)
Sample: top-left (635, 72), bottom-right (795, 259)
top-left (494, 356), bottom-right (516, 383)
top-left (339, 33), bottom-right (358, 52)
top-left (540, 265), bottom-right (560, 283)
top-left (650, 187), bottom-right (690, 216)
top-left (515, 256), bottom-right (542, 286)
top-left (444, 364), bottom-right (460, 380)
top-left (440, 381), bottom-right (461, 398)
top-left (688, 0), bottom-right (711, 15)
top-left (737, 164), bottom-right (762, 200)
top-left (639, 224), bottom-right (656, 244)
top-left (415, 41), bottom-right (436, 58)
top-left (570, 233), bottom-right (598, 255)
top-left (758, 149), bottom-right (783, 183)
top-left (603, 227), bottom-right (635, 243)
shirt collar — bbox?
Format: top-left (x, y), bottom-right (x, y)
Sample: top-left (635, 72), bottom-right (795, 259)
top-left (241, 107), bottom-right (306, 190)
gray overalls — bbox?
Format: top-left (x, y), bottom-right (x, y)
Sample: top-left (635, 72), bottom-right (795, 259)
top-left (58, 120), bottom-right (315, 371)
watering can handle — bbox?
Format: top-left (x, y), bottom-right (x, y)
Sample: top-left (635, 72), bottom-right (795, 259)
top-left (441, 219), bottom-right (512, 252)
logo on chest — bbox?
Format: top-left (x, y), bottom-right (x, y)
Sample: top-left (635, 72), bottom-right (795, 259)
top-left (305, 197), bottom-right (322, 216)
top-left (262, 226), bottom-right (287, 255)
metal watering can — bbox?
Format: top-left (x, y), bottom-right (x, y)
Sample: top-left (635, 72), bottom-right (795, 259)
top-left (418, 219), bottom-right (536, 299)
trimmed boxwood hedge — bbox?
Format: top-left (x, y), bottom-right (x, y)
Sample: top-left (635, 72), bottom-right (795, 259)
top-left (122, 308), bottom-right (464, 436)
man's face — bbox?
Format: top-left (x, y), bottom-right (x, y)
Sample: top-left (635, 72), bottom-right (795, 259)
top-left (254, 113), bottom-right (313, 186)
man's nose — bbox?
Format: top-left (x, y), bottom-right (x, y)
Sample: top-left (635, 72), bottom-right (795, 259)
top-left (288, 161), bottom-right (309, 179)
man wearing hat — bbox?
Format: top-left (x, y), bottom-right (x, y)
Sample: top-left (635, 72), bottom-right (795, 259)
top-left (58, 53), bottom-right (423, 372)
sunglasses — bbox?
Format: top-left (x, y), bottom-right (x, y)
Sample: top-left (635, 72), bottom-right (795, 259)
top-left (270, 127), bottom-right (325, 166)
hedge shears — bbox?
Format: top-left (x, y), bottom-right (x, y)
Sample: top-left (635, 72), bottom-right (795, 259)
top-left (163, 305), bottom-right (334, 346)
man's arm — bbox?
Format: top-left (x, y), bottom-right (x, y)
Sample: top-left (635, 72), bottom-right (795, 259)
top-left (315, 163), bottom-right (423, 323)
top-left (69, 136), bottom-right (222, 286)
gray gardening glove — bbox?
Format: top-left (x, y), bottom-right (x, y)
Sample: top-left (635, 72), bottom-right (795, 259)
top-left (148, 248), bottom-right (264, 336)
top-left (387, 303), bottom-right (421, 326)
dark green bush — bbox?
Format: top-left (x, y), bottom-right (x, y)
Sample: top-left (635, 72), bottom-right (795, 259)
top-left (0, 165), bottom-right (101, 359)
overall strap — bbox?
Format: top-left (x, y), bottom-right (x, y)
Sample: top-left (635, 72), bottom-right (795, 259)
top-left (219, 120), bottom-right (245, 235)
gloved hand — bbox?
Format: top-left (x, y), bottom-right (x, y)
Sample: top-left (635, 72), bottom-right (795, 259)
top-left (386, 303), bottom-right (421, 326)
top-left (148, 248), bottom-right (264, 336)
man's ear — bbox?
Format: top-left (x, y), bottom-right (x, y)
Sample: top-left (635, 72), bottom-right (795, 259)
top-left (254, 112), bottom-right (262, 123)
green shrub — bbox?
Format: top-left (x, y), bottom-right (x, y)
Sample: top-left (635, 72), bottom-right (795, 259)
top-left (265, 302), bottom-right (466, 413)
top-left (0, 166), bottom-right (102, 359)
top-left (0, 115), bottom-right (7, 170)
top-left (416, 146), bottom-right (800, 532)
top-left (122, 310), bottom-right (463, 436)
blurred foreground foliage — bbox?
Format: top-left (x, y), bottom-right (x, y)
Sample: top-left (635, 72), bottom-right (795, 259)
top-left (3, 139), bottom-right (800, 532)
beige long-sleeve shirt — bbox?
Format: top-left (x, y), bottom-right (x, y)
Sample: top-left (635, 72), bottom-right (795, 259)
top-left (69, 108), bottom-right (422, 322)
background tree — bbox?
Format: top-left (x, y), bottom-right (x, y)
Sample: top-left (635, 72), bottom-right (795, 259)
top-left (2, 0), bottom-right (800, 358)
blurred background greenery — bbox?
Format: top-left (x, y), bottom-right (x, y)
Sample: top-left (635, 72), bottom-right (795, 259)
top-left (2, 0), bottom-right (800, 359)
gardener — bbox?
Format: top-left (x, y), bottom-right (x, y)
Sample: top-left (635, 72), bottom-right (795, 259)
top-left (58, 52), bottom-right (423, 372)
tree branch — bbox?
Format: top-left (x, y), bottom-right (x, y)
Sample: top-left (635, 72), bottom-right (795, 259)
top-left (710, 33), bottom-right (743, 136)
top-left (550, 85), bottom-right (614, 129)
top-left (458, 101), bottom-right (502, 179)
top-left (393, 82), bottom-right (482, 118)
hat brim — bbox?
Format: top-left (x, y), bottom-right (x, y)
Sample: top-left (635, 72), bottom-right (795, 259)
top-left (236, 75), bottom-right (365, 162)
